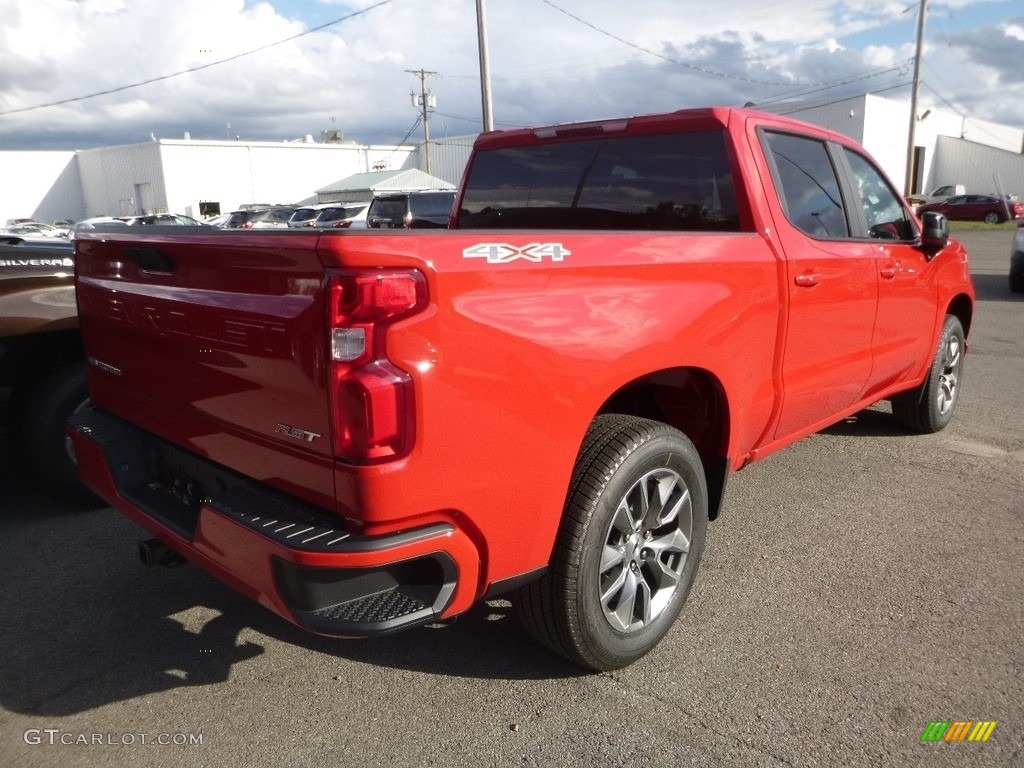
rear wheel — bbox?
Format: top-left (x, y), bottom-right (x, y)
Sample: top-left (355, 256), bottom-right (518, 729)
top-left (21, 362), bottom-right (103, 506)
top-left (516, 415), bottom-right (707, 670)
top-left (891, 315), bottom-right (965, 433)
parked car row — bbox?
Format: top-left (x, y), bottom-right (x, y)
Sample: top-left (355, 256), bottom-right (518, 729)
top-left (5, 189), bottom-right (461, 240)
top-left (287, 203), bottom-right (371, 229)
top-left (209, 190), bottom-right (458, 232)
top-left (69, 213), bottom-right (208, 236)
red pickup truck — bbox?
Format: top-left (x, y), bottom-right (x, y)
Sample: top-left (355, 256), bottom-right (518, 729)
top-left (68, 107), bottom-right (974, 670)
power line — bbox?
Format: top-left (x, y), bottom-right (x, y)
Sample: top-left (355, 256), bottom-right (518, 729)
top-left (434, 110), bottom-right (520, 128)
top-left (0, 0), bottom-right (395, 118)
top-left (752, 62), bottom-right (913, 107)
top-left (382, 116), bottom-right (423, 165)
top-left (770, 82), bottom-right (913, 115)
top-left (921, 82), bottom-right (1016, 146)
top-left (538, 0), bottom-right (904, 90)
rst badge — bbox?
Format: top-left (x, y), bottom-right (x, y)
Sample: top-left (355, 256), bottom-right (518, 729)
top-left (275, 423), bottom-right (322, 443)
top-left (463, 242), bottom-right (571, 264)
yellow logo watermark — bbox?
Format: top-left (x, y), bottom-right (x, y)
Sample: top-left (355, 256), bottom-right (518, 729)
top-left (920, 721), bottom-right (996, 743)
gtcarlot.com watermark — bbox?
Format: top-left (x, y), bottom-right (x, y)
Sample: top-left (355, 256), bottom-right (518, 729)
top-left (24, 729), bottom-right (203, 747)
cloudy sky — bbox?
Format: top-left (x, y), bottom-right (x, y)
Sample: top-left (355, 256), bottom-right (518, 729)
top-left (0, 0), bottom-right (1021, 150)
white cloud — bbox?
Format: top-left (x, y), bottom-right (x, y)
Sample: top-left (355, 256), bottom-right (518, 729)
top-left (0, 0), bottom-right (1019, 150)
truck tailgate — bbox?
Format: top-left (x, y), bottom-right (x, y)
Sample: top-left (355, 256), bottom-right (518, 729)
top-left (74, 230), bottom-right (337, 511)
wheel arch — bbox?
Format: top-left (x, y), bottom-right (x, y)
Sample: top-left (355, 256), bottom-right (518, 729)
top-left (3, 329), bottom-right (85, 432)
top-left (946, 293), bottom-right (973, 338)
top-left (595, 366), bottom-right (730, 520)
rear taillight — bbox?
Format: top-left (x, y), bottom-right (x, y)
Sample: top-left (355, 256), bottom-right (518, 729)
top-left (327, 269), bottom-right (427, 462)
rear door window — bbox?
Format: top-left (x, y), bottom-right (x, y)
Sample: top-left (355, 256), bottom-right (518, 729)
top-left (762, 131), bottom-right (849, 238)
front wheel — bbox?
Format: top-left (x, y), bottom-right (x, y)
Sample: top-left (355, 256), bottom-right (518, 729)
top-left (891, 315), bottom-right (966, 433)
top-left (516, 415), bottom-right (707, 671)
top-left (984, 211), bottom-right (1000, 224)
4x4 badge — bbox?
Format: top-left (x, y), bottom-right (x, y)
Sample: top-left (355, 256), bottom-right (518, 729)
top-left (463, 242), bottom-right (570, 264)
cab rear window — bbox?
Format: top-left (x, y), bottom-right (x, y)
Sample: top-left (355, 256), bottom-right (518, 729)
top-left (456, 131), bottom-right (741, 231)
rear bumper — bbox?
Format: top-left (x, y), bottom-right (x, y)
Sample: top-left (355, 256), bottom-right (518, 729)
top-left (67, 405), bottom-right (480, 637)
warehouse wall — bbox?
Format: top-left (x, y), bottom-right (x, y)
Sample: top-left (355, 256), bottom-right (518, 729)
top-left (76, 142), bottom-right (167, 218)
top-left (157, 140), bottom-right (413, 219)
top-left (932, 136), bottom-right (1024, 198)
top-left (0, 151), bottom-right (83, 225)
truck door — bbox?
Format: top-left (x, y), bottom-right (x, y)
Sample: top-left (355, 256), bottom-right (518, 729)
top-left (839, 147), bottom-right (937, 396)
top-left (759, 130), bottom-right (878, 438)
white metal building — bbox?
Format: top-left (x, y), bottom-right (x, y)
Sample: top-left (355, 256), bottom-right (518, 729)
top-left (2, 94), bottom-right (1021, 227)
top-left (763, 94), bottom-right (1024, 198)
top-left (0, 151), bottom-right (82, 225)
top-left (74, 138), bottom-right (414, 220)
top-left (0, 138), bottom-right (413, 225)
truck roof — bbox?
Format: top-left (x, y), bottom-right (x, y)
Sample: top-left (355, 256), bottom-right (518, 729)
top-left (471, 106), bottom-right (853, 152)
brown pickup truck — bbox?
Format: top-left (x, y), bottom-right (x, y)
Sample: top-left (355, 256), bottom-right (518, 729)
top-left (0, 234), bottom-right (95, 503)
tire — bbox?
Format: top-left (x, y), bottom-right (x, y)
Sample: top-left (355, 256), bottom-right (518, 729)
top-left (21, 362), bottom-right (103, 506)
top-left (1010, 268), bottom-right (1024, 294)
top-left (516, 415), bottom-right (707, 671)
top-left (891, 315), bottom-right (965, 434)
top-left (984, 211), bottom-right (1000, 224)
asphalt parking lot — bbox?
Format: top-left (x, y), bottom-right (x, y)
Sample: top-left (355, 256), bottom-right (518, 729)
top-left (1, 228), bottom-right (1021, 768)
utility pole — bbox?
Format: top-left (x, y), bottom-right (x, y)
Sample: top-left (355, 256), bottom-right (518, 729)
top-left (904, 0), bottom-right (928, 196)
top-left (476, 0), bottom-right (494, 132)
top-left (406, 69), bottom-right (438, 174)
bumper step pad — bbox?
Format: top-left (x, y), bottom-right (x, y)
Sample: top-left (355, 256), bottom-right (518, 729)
top-left (70, 405), bottom-right (460, 637)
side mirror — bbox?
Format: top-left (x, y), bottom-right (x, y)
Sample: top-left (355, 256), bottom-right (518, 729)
top-left (920, 211), bottom-right (949, 255)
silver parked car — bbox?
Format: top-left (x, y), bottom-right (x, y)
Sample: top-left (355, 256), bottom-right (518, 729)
top-left (224, 207), bottom-right (297, 229)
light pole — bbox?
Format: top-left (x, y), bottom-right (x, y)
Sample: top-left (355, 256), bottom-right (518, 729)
top-left (904, 0), bottom-right (928, 196)
top-left (476, 0), bottom-right (494, 132)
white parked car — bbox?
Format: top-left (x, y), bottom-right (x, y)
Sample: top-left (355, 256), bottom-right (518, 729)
top-left (1, 221), bottom-right (69, 238)
top-left (69, 217), bottom-right (130, 237)
top-left (310, 202), bottom-right (371, 229)
top-left (906, 184), bottom-right (965, 207)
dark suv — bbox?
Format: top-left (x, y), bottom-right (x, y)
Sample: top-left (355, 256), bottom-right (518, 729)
top-left (366, 190), bottom-right (456, 229)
